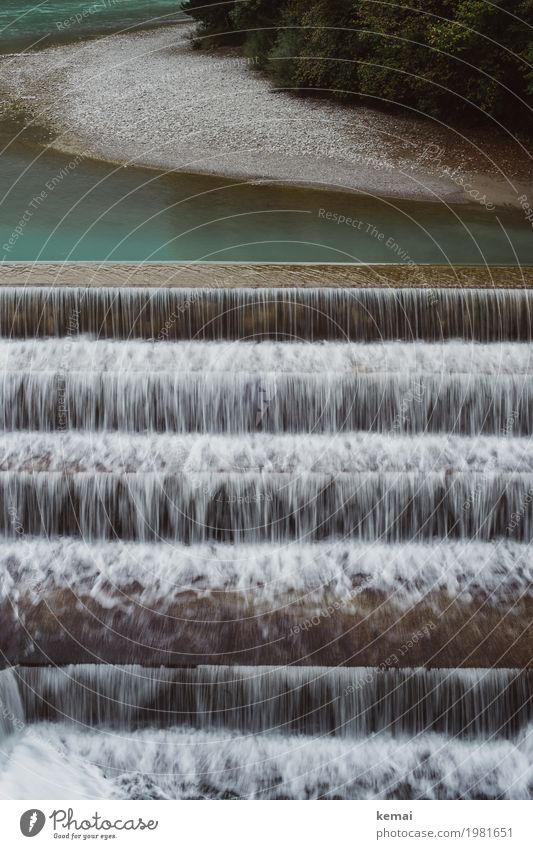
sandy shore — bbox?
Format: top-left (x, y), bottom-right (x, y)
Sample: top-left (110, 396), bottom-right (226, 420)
top-left (0, 23), bottom-right (531, 208)
top-left (0, 263), bottom-right (532, 288)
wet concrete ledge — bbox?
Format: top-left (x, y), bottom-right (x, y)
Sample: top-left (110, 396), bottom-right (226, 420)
top-left (4, 593), bottom-right (532, 669)
top-left (0, 263), bottom-right (532, 289)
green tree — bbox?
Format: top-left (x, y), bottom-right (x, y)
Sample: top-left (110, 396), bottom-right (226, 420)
top-left (182, 0), bottom-right (239, 47)
top-left (267, 0), bottom-right (357, 95)
top-left (184, 0), bottom-right (533, 131)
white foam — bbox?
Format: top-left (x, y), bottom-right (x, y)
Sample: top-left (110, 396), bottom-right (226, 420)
top-left (1, 432), bottom-right (532, 473)
top-left (1, 723), bottom-right (530, 799)
top-left (1, 339), bottom-right (532, 374)
top-left (2, 538), bottom-right (531, 608)
top-left (0, 729), bottom-right (117, 800)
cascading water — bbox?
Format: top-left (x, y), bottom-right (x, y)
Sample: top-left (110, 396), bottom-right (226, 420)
top-left (1, 470), bottom-right (533, 542)
top-left (1, 286), bottom-right (533, 340)
top-left (0, 285), bottom-right (531, 800)
top-left (1, 538), bottom-right (532, 607)
top-left (0, 667), bottom-right (24, 744)
top-left (13, 665), bottom-right (533, 739)
top-left (2, 372), bottom-right (533, 434)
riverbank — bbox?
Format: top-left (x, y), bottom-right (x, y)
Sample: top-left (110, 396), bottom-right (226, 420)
top-left (0, 23), bottom-right (531, 208)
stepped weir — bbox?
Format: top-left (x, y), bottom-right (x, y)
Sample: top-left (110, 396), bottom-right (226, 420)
top-left (0, 273), bottom-right (531, 799)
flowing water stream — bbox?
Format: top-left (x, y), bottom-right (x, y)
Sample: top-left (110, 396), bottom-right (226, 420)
top-left (0, 284), bottom-right (531, 798)
top-left (0, 0), bottom-right (188, 52)
top-left (2, 142), bottom-right (533, 263)
top-left (0, 4), bottom-right (532, 803)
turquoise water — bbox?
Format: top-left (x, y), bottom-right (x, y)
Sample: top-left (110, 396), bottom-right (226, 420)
top-left (0, 4), bottom-right (531, 264)
top-left (1, 136), bottom-right (532, 263)
top-left (0, 0), bottom-right (186, 51)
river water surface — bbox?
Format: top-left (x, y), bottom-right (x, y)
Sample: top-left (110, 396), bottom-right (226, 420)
top-left (1, 3), bottom-right (532, 263)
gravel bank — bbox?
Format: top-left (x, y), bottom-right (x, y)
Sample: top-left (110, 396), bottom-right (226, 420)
top-left (1, 23), bottom-right (531, 208)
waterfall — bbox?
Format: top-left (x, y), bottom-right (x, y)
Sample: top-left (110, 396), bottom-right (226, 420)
top-left (1, 538), bottom-right (532, 607)
top-left (3, 339), bottom-right (532, 373)
top-left (14, 665), bottom-right (533, 739)
top-left (0, 283), bottom-right (531, 799)
top-left (0, 667), bottom-right (24, 743)
top-left (1, 372), bottom-right (532, 435)
top-left (1, 431), bottom-right (532, 473)
top-left (1, 287), bottom-right (533, 341)
top-left (1, 471), bottom-right (532, 542)
top-left (3, 723), bottom-right (531, 800)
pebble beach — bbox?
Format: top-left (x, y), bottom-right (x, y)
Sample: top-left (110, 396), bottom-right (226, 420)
top-left (0, 22), bottom-right (531, 208)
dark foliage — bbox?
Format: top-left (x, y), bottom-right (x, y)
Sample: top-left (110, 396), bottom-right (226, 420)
top-left (183, 0), bottom-right (533, 130)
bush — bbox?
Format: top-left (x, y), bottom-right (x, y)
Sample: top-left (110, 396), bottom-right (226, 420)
top-left (184, 0), bottom-right (533, 130)
top-left (267, 0), bottom-right (357, 96)
top-left (230, 0), bottom-right (287, 68)
top-left (355, 0), bottom-right (533, 128)
top-left (182, 0), bottom-right (239, 47)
